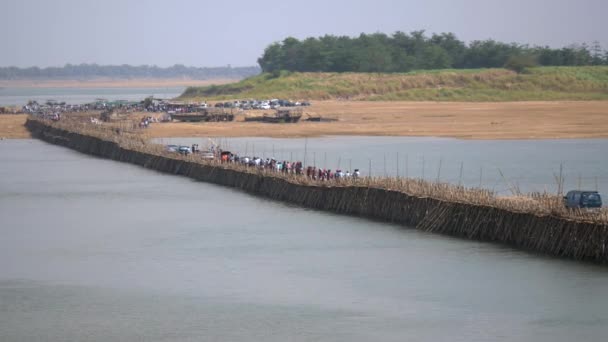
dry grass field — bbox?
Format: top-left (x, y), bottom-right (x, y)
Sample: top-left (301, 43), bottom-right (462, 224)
top-left (181, 67), bottom-right (608, 101)
top-left (146, 100), bottom-right (608, 139)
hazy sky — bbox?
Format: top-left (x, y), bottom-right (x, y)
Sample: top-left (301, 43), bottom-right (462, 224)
top-left (2, 0), bottom-right (606, 67)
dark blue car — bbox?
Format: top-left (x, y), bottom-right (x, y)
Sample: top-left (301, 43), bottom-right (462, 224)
top-left (564, 190), bottom-right (603, 209)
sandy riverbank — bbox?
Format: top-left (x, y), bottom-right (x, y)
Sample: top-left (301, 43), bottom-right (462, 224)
top-left (0, 115), bottom-right (30, 138)
top-left (3, 100), bottom-right (608, 140)
top-left (146, 101), bottom-right (608, 139)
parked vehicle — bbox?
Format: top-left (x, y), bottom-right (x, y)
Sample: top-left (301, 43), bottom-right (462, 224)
top-left (177, 146), bottom-right (192, 155)
top-left (200, 151), bottom-right (215, 160)
top-left (165, 144), bottom-right (179, 152)
top-left (220, 151), bottom-right (232, 162)
top-left (171, 110), bottom-right (235, 122)
top-left (564, 190), bottom-right (603, 209)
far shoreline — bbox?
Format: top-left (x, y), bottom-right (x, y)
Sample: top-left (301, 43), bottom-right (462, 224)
top-left (0, 78), bottom-right (236, 89)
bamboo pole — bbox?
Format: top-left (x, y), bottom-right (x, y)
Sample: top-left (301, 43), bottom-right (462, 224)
top-left (422, 155), bottom-right (425, 180)
top-left (383, 153), bottom-right (387, 177)
top-left (558, 162), bottom-right (564, 195)
top-left (595, 176), bottom-right (599, 191)
top-left (396, 153), bottom-right (400, 179)
top-left (459, 161), bottom-right (464, 187)
top-left (436, 157), bottom-right (442, 183)
top-left (304, 137), bottom-right (308, 167)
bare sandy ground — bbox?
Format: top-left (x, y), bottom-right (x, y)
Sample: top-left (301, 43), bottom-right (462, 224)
top-left (3, 101), bottom-right (608, 140)
top-left (0, 115), bottom-right (30, 138)
top-left (146, 101), bottom-right (608, 139)
top-left (0, 78), bottom-right (234, 88)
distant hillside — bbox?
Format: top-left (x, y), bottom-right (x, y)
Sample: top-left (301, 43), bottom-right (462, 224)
top-left (0, 64), bottom-right (261, 80)
top-left (179, 66), bottom-right (608, 101)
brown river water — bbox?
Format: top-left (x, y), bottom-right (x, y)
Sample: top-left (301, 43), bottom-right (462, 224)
top-left (1, 139), bottom-right (608, 342)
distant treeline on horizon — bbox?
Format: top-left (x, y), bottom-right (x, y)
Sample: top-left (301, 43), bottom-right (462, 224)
top-left (0, 64), bottom-right (261, 80)
top-left (258, 31), bottom-right (608, 72)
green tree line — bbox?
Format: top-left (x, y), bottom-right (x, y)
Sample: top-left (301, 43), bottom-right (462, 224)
top-left (258, 31), bottom-right (608, 73)
top-left (0, 64), bottom-right (261, 80)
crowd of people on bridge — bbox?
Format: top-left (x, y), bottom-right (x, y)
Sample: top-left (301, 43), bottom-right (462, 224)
top-left (169, 144), bottom-right (361, 181)
top-left (223, 153), bottom-right (361, 181)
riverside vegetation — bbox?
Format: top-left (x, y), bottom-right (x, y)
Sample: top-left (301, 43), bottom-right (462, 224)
top-left (26, 117), bottom-right (608, 263)
top-left (256, 31), bottom-right (608, 73)
top-left (183, 30), bottom-right (608, 102)
top-left (180, 66), bottom-right (608, 101)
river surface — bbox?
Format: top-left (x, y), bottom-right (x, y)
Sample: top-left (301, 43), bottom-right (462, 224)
top-left (0, 86), bottom-right (184, 106)
top-left (1, 139), bottom-right (608, 342)
top-left (160, 136), bottom-right (608, 196)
